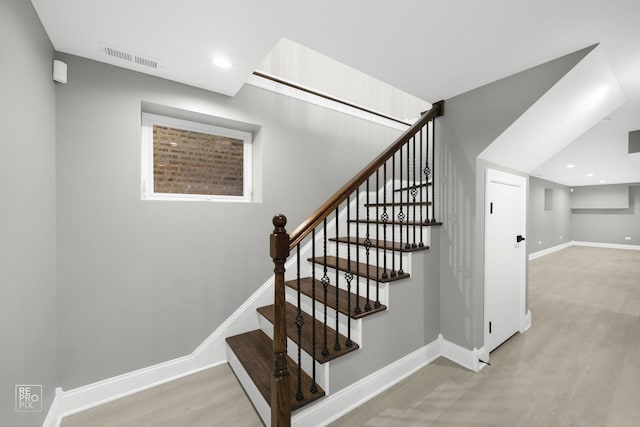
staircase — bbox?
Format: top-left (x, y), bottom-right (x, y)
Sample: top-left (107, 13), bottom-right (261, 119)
top-left (225, 101), bottom-right (444, 426)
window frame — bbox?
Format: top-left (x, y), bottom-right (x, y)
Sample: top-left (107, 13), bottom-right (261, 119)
top-left (141, 112), bottom-right (252, 202)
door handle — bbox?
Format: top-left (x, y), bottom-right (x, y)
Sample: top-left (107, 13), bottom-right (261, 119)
top-left (517, 235), bottom-right (525, 243)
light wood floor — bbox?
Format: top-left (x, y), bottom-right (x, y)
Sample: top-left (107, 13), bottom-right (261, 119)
top-left (62, 246), bottom-right (640, 426)
top-left (331, 246), bottom-right (640, 426)
top-left (60, 364), bottom-right (262, 427)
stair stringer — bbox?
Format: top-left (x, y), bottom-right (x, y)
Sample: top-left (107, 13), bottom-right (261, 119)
top-left (192, 239), bottom-right (314, 366)
top-left (194, 189), bottom-right (355, 366)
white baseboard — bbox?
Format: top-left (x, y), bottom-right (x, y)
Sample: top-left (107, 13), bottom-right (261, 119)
top-left (54, 355), bottom-right (223, 421)
top-left (439, 334), bottom-right (485, 373)
top-left (530, 241), bottom-right (640, 261)
top-left (292, 339), bottom-right (441, 427)
top-left (528, 241), bottom-right (572, 260)
top-left (572, 241), bottom-right (640, 251)
top-left (42, 388), bottom-right (63, 427)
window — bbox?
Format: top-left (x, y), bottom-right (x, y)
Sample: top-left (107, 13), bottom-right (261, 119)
top-left (141, 113), bottom-right (252, 202)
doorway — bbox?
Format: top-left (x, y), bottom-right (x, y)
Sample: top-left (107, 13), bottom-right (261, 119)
top-left (484, 168), bottom-right (528, 353)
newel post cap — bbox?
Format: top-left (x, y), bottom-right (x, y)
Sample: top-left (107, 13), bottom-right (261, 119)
top-left (270, 214), bottom-right (289, 260)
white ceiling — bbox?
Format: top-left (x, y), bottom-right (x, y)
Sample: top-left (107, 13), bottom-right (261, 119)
top-left (481, 46), bottom-right (626, 177)
top-left (31, 0), bottom-right (640, 186)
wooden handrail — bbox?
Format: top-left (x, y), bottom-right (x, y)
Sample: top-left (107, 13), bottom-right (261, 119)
top-left (288, 100), bottom-right (444, 250)
top-left (253, 71), bottom-right (412, 127)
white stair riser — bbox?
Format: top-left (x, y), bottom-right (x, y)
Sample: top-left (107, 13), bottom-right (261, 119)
top-left (351, 223), bottom-right (433, 242)
top-left (226, 344), bottom-right (271, 425)
top-left (258, 316), bottom-right (331, 393)
top-left (285, 286), bottom-right (363, 343)
top-left (309, 265), bottom-right (392, 305)
top-left (326, 241), bottom-right (418, 268)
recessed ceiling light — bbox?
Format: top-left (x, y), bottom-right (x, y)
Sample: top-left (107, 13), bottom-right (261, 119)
top-left (213, 57), bottom-right (232, 68)
top-left (566, 164), bottom-right (575, 168)
top-left (587, 173), bottom-right (594, 177)
top-left (600, 180), bottom-right (607, 183)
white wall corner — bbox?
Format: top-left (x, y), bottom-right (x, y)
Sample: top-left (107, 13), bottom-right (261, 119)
top-left (477, 347), bottom-right (490, 367)
top-left (438, 334), bottom-right (483, 373)
top-left (520, 309), bottom-right (532, 333)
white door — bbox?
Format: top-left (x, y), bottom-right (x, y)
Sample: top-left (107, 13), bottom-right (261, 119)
top-left (484, 169), bottom-right (527, 353)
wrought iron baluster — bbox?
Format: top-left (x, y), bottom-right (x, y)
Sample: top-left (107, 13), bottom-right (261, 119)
top-left (310, 229), bottom-right (317, 394)
top-left (375, 169), bottom-right (381, 309)
top-left (296, 245), bottom-right (304, 401)
top-left (419, 127), bottom-right (424, 247)
top-left (334, 207), bottom-right (341, 352)
top-left (391, 153), bottom-right (397, 277)
top-left (365, 178), bottom-right (371, 311)
top-left (431, 118), bottom-right (437, 223)
top-left (355, 187), bottom-right (361, 314)
top-left (398, 143), bottom-right (404, 275)
top-left (425, 121), bottom-right (431, 224)
top-left (321, 218), bottom-right (329, 357)
top-left (405, 140), bottom-right (411, 250)
top-left (382, 162), bottom-right (388, 279)
top-left (412, 135), bottom-right (418, 248)
top-left (345, 196), bottom-right (353, 347)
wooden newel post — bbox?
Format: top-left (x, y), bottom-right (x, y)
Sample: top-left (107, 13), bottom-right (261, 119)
top-left (270, 214), bottom-right (291, 427)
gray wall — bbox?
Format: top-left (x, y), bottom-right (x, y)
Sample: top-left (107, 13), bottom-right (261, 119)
top-left (570, 184), bottom-right (629, 209)
top-left (0, 1), bottom-right (57, 425)
top-left (528, 177), bottom-right (572, 254)
top-left (572, 185), bottom-right (640, 245)
top-left (330, 239), bottom-right (440, 392)
top-left (438, 47), bottom-right (591, 350)
top-left (55, 53), bottom-right (403, 389)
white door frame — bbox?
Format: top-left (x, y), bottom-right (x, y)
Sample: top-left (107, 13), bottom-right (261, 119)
top-left (483, 168), bottom-right (531, 357)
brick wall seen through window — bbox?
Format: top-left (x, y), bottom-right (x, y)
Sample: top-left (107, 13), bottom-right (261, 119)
top-left (153, 125), bottom-right (244, 196)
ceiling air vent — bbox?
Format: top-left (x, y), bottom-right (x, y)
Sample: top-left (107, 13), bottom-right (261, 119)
top-left (103, 46), bottom-right (132, 62)
top-left (134, 55), bottom-right (158, 69)
top-left (101, 44), bottom-right (162, 70)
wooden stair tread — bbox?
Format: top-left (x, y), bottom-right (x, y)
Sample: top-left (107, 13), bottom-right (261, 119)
top-left (330, 237), bottom-right (430, 253)
top-left (285, 277), bottom-right (386, 319)
top-left (258, 302), bottom-right (359, 364)
top-left (308, 256), bottom-right (410, 283)
top-left (364, 201), bottom-right (431, 207)
top-left (349, 219), bottom-right (443, 227)
top-left (226, 330), bottom-right (325, 411)
top-left (394, 181), bottom-right (432, 192)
